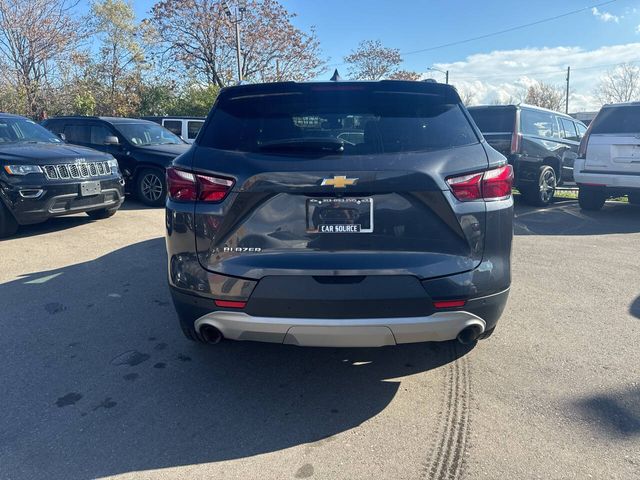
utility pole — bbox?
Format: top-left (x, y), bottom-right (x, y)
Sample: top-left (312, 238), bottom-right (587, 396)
top-left (223, 0), bottom-right (247, 83)
top-left (565, 66), bottom-right (570, 114)
top-left (427, 67), bottom-right (449, 84)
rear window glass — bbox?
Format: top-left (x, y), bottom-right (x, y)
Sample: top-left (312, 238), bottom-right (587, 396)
top-left (163, 120), bottom-right (182, 136)
top-left (468, 108), bottom-right (515, 133)
top-left (591, 106), bottom-right (640, 134)
top-left (187, 121), bottom-right (204, 139)
top-left (199, 87), bottom-right (477, 154)
top-left (520, 109), bottom-right (559, 138)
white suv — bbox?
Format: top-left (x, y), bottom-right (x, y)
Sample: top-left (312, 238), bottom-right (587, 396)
top-left (574, 102), bottom-right (640, 210)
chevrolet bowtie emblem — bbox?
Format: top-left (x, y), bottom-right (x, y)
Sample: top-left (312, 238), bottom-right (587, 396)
top-left (321, 175), bottom-right (358, 188)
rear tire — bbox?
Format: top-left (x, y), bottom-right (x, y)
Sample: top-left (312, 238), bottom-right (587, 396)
top-left (136, 168), bottom-right (166, 207)
top-left (628, 193), bottom-right (640, 205)
top-left (86, 208), bottom-right (118, 220)
top-left (0, 202), bottom-right (18, 238)
top-left (578, 187), bottom-right (606, 211)
top-left (479, 325), bottom-right (496, 340)
top-left (521, 166), bottom-right (556, 207)
top-left (180, 324), bottom-right (203, 343)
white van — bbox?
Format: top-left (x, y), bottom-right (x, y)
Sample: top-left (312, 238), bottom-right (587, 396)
top-left (142, 117), bottom-right (205, 144)
top-left (574, 102), bottom-right (640, 210)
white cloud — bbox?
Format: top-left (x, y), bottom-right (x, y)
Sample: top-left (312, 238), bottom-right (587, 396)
top-left (636, 24), bottom-right (640, 34)
top-left (429, 43), bottom-right (640, 111)
top-left (592, 7), bottom-right (621, 23)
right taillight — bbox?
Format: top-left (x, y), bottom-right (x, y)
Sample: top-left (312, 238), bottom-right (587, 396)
top-left (166, 167), bottom-right (234, 203)
top-left (510, 132), bottom-right (522, 155)
top-left (578, 125), bottom-right (593, 158)
top-left (447, 164), bottom-right (514, 202)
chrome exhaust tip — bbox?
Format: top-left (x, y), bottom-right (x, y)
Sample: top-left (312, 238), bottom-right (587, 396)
top-left (456, 323), bottom-right (484, 344)
top-left (199, 324), bottom-right (223, 345)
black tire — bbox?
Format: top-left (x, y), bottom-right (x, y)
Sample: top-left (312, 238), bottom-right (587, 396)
top-left (521, 166), bottom-right (556, 207)
top-left (135, 168), bottom-right (166, 207)
top-left (578, 187), bottom-right (606, 211)
top-left (86, 208), bottom-right (118, 220)
top-left (180, 325), bottom-right (202, 342)
top-left (628, 193), bottom-right (640, 205)
top-left (0, 202), bottom-right (18, 238)
top-left (479, 325), bottom-right (496, 340)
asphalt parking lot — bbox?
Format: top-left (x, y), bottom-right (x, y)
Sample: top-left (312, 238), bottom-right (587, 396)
top-left (1, 198), bottom-right (639, 480)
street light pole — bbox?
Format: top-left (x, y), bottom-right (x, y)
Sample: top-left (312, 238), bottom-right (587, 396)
top-left (427, 67), bottom-right (449, 84)
top-left (235, 10), bottom-right (242, 82)
top-left (223, 0), bottom-right (246, 83)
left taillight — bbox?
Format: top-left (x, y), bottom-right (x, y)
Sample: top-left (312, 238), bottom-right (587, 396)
top-left (166, 167), bottom-right (234, 203)
top-left (447, 164), bottom-right (514, 202)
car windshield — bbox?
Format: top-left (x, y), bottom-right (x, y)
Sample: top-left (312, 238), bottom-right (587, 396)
top-left (0, 117), bottom-right (63, 144)
top-left (200, 85), bottom-right (477, 155)
top-left (113, 122), bottom-right (184, 146)
top-left (468, 108), bottom-right (516, 133)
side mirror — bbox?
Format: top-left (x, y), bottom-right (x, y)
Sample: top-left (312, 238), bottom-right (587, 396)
top-left (104, 135), bottom-right (120, 145)
top-left (58, 133), bottom-right (66, 141)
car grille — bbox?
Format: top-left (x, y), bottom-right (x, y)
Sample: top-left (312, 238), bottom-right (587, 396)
top-left (42, 161), bottom-right (112, 180)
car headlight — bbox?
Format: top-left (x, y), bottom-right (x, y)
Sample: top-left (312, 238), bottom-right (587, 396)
top-left (107, 159), bottom-right (120, 174)
top-left (3, 165), bottom-right (43, 175)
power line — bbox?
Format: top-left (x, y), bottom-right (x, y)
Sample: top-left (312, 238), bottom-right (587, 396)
top-left (451, 59), bottom-right (640, 82)
top-left (401, 0), bottom-right (618, 57)
top-left (330, 0), bottom-right (619, 68)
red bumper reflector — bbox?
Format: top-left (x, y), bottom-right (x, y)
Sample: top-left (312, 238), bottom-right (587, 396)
top-left (433, 300), bottom-right (467, 309)
top-left (214, 300), bottom-right (247, 309)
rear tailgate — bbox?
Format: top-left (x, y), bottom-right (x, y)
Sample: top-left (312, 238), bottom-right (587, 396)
top-left (586, 105), bottom-right (640, 174)
top-left (194, 147), bottom-right (488, 280)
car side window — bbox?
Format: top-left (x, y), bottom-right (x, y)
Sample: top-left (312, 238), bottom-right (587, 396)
top-left (44, 121), bottom-right (63, 135)
top-left (521, 109), bottom-right (558, 139)
top-left (575, 122), bottom-right (587, 139)
top-left (63, 124), bottom-right (91, 144)
top-left (163, 120), bottom-right (182, 137)
top-left (90, 125), bottom-right (114, 145)
top-left (187, 121), bottom-right (203, 140)
top-left (559, 118), bottom-right (579, 142)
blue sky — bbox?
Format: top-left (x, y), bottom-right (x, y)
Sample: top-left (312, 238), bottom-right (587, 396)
top-left (125, 0), bottom-right (640, 109)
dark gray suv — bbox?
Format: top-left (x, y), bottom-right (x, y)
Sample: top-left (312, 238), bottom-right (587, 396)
top-left (166, 80), bottom-right (514, 348)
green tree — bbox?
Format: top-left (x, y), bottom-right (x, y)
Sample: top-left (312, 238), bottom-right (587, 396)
top-left (90, 0), bottom-right (146, 116)
top-left (172, 83), bottom-right (219, 116)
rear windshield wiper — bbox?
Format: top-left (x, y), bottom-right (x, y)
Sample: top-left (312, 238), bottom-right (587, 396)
top-left (258, 137), bottom-right (344, 154)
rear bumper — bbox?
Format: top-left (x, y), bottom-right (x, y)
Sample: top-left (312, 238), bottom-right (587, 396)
top-left (194, 310), bottom-right (487, 347)
top-left (574, 159), bottom-right (640, 190)
top-left (170, 286), bottom-right (509, 347)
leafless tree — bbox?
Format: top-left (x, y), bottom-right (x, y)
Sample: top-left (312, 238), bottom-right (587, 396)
top-left (389, 70), bottom-right (422, 81)
top-left (146, 0), bottom-right (324, 87)
top-left (595, 63), bottom-right (640, 105)
top-left (524, 81), bottom-right (564, 111)
top-left (0, 0), bottom-right (80, 117)
top-left (456, 86), bottom-right (477, 106)
top-left (344, 40), bottom-right (404, 80)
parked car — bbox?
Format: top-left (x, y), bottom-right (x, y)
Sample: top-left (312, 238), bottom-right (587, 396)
top-left (42, 117), bottom-right (190, 206)
top-left (141, 116), bottom-right (205, 144)
top-left (166, 80), bottom-right (513, 348)
top-left (574, 102), bottom-right (640, 210)
top-left (0, 113), bottom-right (124, 237)
top-left (468, 104), bottom-right (588, 206)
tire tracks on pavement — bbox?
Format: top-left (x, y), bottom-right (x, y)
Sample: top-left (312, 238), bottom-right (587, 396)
top-left (425, 342), bottom-right (472, 480)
